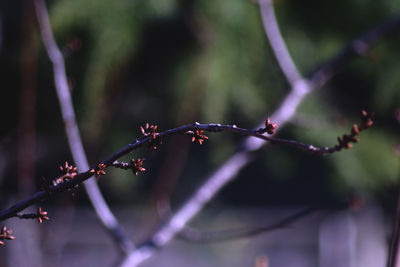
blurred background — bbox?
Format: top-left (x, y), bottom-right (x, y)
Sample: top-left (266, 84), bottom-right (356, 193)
top-left (0, 0), bottom-right (399, 266)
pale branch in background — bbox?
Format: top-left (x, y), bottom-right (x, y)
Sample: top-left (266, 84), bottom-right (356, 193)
top-left (259, 0), bottom-right (302, 86)
top-left (33, 0), bottom-right (134, 253)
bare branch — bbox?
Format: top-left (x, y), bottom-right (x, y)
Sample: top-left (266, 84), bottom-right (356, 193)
top-left (309, 15), bottom-right (400, 88)
top-left (33, 0), bottom-right (134, 253)
top-left (120, 15), bottom-right (400, 267)
top-left (178, 202), bottom-right (349, 243)
top-left (259, 0), bottom-right (302, 86)
top-left (0, 117), bottom-right (371, 224)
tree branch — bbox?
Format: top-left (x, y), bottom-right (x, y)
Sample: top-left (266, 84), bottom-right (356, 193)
top-left (178, 202), bottom-right (349, 243)
top-left (33, 0), bottom-right (134, 253)
top-left (309, 15), bottom-right (400, 88)
top-left (259, 0), bottom-right (302, 86)
top-left (0, 117), bottom-right (371, 224)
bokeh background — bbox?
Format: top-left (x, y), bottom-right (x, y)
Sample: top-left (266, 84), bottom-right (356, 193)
top-left (0, 0), bottom-right (399, 266)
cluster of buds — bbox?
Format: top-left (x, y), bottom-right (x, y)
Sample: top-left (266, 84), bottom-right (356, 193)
top-left (130, 158), bottom-right (146, 175)
top-left (59, 161), bottom-right (77, 175)
top-left (257, 117), bottom-right (278, 135)
top-left (36, 207), bottom-right (50, 223)
top-left (112, 158), bottom-right (146, 175)
top-left (53, 161), bottom-right (78, 186)
top-left (140, 123), bottom-right (159, 140)
top-left (90, 163), bottom-right (107, 178)
top-left (140, 123), bottom-right (162, 150)
top-left (264, 118), bottom-right (278, 134)
top-left (337, 133), bottom-right (359, 149)
top-left (185, 130), bottom-right (209, 145)
top-left (17, 207), bottom-right (50, 224)
top-left (334, 110), bottom-right (374, 151)
top-left (360, 110), bottom-right (374, 129)
top-left (0, 226), bottom-right (14, 245)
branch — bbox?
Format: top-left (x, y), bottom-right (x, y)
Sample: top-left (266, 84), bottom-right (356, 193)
top-left (120, 14), bottom-right (400, 267)
top-left (309, 15), bottom-right (400, 88)
top-left (259, 0), bottom-right (302, 86)
top-left (33, 0), bottom-right (134, 253)
top-left (178, 202), bottom-right (349, 243)
top-left (0, 116), bottom-right (372, 223)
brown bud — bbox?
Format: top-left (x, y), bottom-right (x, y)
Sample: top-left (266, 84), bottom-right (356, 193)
top-left (351, 124), bottom-right (359, 135)
top-left (265, 118), bottom-right (271, 128)
top-left (364, 120), bottom-right (373, 128)
top-left (361, 110), bottom-right (368, 117)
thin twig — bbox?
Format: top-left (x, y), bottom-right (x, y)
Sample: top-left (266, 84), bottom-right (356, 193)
top-left (33, 0), bottom-right (134, 253)
top-left (120, 13), bottom-right (400, 267)
top-left (0, 119), bottom-right (370, 222)
top-left (178, 203), bottom-right (349, 243)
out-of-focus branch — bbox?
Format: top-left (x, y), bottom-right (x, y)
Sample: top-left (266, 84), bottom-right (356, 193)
top-left (309, 16), bottom-right (400, 88)
top-left (18, 0), bottom-right (38, 197)
top-left (178, 203), bottom-right (349, 243)
top-left (259, 0), bottom-right (302, 86)
top-left (33, 0), bottom-right (134, 253)
top-left (120, 11), bottom-right (400, 267)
